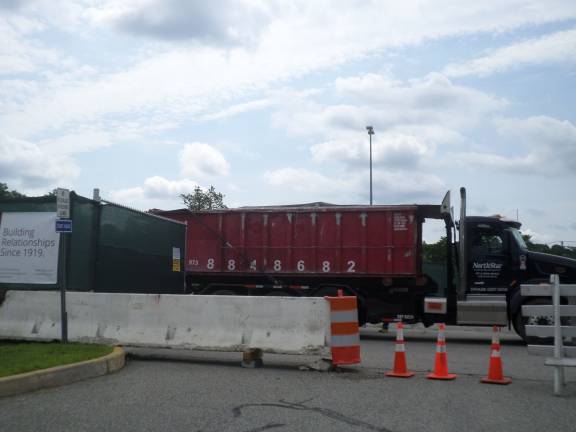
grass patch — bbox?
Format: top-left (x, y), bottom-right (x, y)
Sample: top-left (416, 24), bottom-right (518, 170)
top-left (0, 342), bottom-right (113, 378)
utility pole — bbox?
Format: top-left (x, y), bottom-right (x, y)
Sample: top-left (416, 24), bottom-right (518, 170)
top-left (366, 126), bottom-right (375, 205)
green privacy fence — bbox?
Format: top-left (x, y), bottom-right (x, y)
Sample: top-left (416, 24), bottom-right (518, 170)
top-left (0, 193), bottom-right (186, 294)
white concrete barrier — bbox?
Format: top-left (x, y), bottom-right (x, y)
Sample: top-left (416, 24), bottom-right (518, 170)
top-left (0, 291), bottom-right (331, 355)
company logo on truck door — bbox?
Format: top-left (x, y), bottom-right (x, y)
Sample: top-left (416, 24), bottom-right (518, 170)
top-left (472, 261), bottom-right (503, 280)
top-left (473, 262), bottom-right (503, 270)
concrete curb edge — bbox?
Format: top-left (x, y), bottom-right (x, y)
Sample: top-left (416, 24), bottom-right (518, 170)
top-left (0, 346), bottom-right (126, 398)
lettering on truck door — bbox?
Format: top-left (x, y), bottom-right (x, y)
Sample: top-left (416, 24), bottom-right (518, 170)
top-left (467, 224), bottom-right (512, 294)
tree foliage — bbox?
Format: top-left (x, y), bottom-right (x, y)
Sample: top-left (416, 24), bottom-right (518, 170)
top-left (0, 183), bottom-right (25, 199)
top-left (180, 186), bottom-right (227, 211)
top-left (423, 236), bottom-right (448, 263)
top-left (422, 234), bottom-right (576, 263)
top-left (522, 234), bottom-right (576, 260)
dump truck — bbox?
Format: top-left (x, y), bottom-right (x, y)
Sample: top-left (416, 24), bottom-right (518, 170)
top-left (158, 188), bottom-right (576, 341)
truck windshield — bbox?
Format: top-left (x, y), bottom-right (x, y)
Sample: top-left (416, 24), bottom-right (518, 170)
top-left (509, 228), bottom-right (527, 250)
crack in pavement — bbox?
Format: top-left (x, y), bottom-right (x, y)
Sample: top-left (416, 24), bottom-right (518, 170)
top-left (244, 423), bottom-right (286, 432)
top-left (233, 399), bottom-right (392, 432)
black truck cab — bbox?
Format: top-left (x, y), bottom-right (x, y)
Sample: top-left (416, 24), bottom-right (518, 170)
top-left (466, 215), bottom-right (576, 288)
top-left (466, 216), bottom-right (521, 295)
top-left (462, 215), bottom-right (576, 339)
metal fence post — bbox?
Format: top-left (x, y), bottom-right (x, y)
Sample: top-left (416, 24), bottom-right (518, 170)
top-left (552, 274), bottom-right (564, 396)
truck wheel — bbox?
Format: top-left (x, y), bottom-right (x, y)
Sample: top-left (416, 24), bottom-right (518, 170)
top-left (513, 297), bottom-right (554, 344)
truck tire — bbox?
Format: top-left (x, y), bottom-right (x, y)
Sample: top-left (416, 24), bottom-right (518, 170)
top-left (513, 297), bottom-right (554, 344)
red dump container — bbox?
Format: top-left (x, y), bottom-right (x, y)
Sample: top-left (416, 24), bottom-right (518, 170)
top-left (160, 205), bottom-right (421, 277)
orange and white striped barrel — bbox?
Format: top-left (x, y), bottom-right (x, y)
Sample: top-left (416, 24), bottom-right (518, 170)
top-left (324, 291), bottom-right (361, 365)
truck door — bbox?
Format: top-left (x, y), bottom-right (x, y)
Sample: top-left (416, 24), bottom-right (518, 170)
top-left (466, 223), bottom-right (513, 295)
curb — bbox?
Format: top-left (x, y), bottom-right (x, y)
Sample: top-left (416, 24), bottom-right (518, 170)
top-left (0, 346), bottom-right (126, 398)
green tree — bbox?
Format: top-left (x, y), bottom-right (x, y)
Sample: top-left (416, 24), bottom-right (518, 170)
top-left (522, 234), bottom-right (576, 260)
top-left (423, 236), bottom-right (448, 263)
top-left (181, 186), bottom-right (227, 211)
top-left (0, 183), bottom-right (25, 199)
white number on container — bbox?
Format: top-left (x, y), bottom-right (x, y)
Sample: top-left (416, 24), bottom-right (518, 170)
top-left (347, 260), bottom-right (356, 273)
top-left (297, 260), bottom-right (305, 271)
top-left (227, 259), bottom-right (236, 271)
top-left (322, 261), bottom-right (331, 272)
top-left (250, 260), bottom-right (257, 271)
top-left (207, 258), bottom-right (215, 269)
top-left (274, 260), bottom-right (282, 271)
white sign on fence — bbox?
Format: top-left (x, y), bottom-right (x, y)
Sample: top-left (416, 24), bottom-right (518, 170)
top-left (0, 212), bottom-right (60, 284)
top-left (56, 188), bottom-right (70, 219)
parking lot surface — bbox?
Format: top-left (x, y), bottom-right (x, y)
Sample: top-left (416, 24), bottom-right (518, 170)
top-left (1, 326), bottom-right (574, 432)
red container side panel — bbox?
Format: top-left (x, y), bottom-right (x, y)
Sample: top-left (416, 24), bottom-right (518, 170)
top-left (167, 207), bottom-right (420, 277)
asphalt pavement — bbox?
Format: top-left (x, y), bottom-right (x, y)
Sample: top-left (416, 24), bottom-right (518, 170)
top-left (1, 326), bottom-right (574, 432)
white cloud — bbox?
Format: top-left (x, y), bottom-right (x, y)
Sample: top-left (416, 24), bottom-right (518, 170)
top-left (39, 129), bottom-right (113, 154)
top-left (108, 176), bottom-right (199, 209)
top-left (0, 15), bottom-right (61, 75)
top-left (444, 28), bottom-right (576, 78)
top-left (141, 176), bottom-right (198, 199)
top-left (497, 116), bottom-right (576, 175)
top-left (37, 120), bottom-right (177, 155)
top-left (372, 171), bottom-right (445, 202)
top-left (179, 143), bottom-right (230, 178)
top-left (311, 133), bottom-right (433, 169)
top-left (335, 73), bottom-right (507, 128)
top-left (267, 72), bottom-right (507, 205)
top-left (264, 167), bottom-right (356, 196)
top-left (89, 0), bottom-right (268, 46)
top-left (274, 73), bottom-right (505, 142)
top-left (264, 167), bottom-right (444, 204)
top-left (0, 1), bottom-right (29, 12)
top-left (0, 134), bottom-right (79, 192)
top-left (448, 152), bottom-right (537, 174)
top-left (1, 1), bottom-right (572, 139)
top-left (194, 98), bottom-right (274, 122)
top-left (444, 116), bottom-right (576, 176)
top-left (520, 228), bottom-right (555, 244)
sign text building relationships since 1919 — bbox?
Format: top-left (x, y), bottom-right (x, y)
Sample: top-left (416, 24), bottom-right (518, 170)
top-left (0, 212), bottom-right (60, 284)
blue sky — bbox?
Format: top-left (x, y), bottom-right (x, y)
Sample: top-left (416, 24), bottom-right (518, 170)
top-left (1, 0), bottom-right (575, 244)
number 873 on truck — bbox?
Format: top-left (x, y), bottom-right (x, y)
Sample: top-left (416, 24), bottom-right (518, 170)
top-left (157, 187), bottom-right (576, 343)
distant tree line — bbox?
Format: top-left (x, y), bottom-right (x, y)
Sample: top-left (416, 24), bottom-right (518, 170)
top-left (3, 181), bottom-right (574, 260)
top-left (1, 182), bottom-right (228, 211)
top-left (521, 235), bottom-right (576, 260)
top-left (0, 183), bottom-right (26, 199)
top-left (423, 234), bottom-right (576, 262)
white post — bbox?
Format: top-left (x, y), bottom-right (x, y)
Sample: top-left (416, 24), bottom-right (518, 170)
top-left (552, 274), bottom-right (564, 396)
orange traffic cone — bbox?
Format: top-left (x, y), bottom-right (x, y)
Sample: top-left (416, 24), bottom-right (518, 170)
top-left (386, 322), bottom-right (414, 378)
top-left (481, 326), bottom-right (512, 385)
top-left (427, 323), bottom-right (457, 380)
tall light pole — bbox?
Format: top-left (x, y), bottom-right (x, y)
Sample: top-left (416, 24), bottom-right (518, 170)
top-left (366, 126), bottom-right (374, 205)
